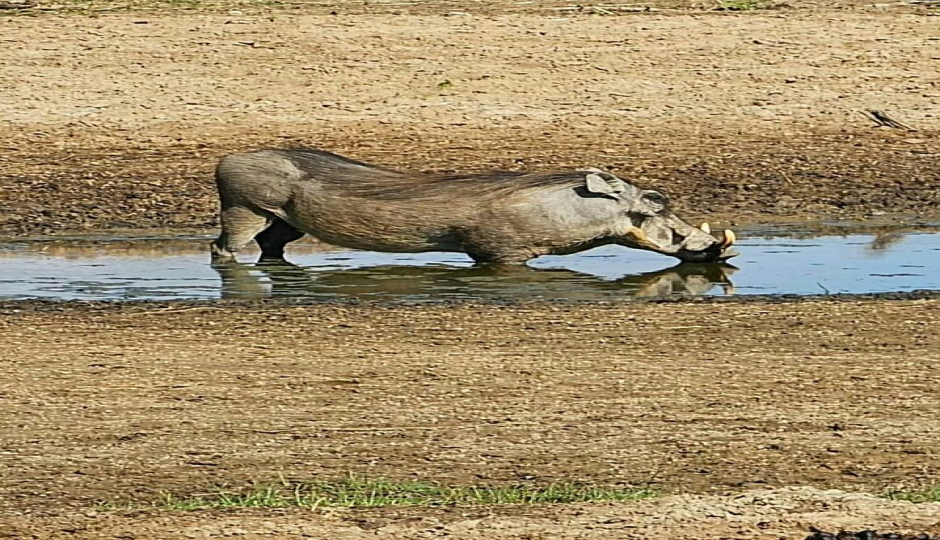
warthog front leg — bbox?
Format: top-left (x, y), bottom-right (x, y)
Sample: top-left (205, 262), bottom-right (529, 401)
top-left (461, 233), bottom-right (539, 265)
top-left (466, 249), bottom-right (536, 265)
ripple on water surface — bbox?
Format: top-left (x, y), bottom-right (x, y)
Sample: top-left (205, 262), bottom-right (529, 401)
top-left (1, 227), bottom-right (939, 302)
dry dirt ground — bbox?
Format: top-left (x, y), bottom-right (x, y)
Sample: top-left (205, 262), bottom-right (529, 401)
top-left (1, 299), bottom-right (940, 538)
top-left (1, 0), bottom-right (940, 237)
top-left (3, 0), bottom-right (940, 538)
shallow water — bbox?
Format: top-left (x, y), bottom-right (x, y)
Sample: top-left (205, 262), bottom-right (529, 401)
top-left (1, 227), bottom-right (939, 302)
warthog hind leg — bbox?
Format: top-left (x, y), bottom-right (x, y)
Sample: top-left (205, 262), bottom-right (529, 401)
top-left (211, 205), bottom-right (271, 263)
top-left (255, 218), bottom-right (305, 261)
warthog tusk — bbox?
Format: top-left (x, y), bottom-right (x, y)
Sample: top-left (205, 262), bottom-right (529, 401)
top-left (629, 228), bottom-right (663, 251)
top-left (699, 222), bottom-right (711, 234)
top-left (721, 229), bottom-right (736, 248)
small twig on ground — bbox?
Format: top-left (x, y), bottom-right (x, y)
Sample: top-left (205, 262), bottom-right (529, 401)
top-left (862, 110), bottom-right (917, 131)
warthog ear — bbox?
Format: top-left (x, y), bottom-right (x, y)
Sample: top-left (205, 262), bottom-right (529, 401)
top-left (585, 173), bottom-right (625, 195)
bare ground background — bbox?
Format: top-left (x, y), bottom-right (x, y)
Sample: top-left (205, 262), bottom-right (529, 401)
top-left (1, 3), bottom-right (939, 236)
top-left (3, 1), bottom-right (940, 538)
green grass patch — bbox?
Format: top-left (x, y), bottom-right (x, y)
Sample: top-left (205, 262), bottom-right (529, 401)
top-left (885, 487), bottom-right (940, 503)
top-left (126, 477), bottom-right (655, 511)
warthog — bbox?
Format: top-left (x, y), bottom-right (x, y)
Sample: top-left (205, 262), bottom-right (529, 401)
top-left (210, 148), bottom-right (737, 264)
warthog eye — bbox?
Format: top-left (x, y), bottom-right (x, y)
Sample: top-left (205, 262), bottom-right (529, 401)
top-left (629, 214), bottom-right (646, 228)
top-left (643, 191), bottom-right (668, 209)
top-left (671, 230), bottom-right (687, 246)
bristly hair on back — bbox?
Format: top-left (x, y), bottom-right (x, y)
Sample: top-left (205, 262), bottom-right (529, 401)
top-left (275, 147), bottom-right (588, 200)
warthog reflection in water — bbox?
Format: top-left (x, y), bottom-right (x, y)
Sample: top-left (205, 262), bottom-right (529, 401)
top-left (213, 261), bottom-right (737, 301)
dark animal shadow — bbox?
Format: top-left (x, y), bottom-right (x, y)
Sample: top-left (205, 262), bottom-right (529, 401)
top-left (212, 258), bottom-right (737, 301)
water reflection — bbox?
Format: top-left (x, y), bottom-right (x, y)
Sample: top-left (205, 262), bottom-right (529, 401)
top-left (4, 227), bottom-right (940, 301)
top-left (213, 261), bottom-right (738, 301)
top-left (867, 230), bottom-right (907, 251)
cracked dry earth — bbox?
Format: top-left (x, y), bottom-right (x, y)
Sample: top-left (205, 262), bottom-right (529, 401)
top-left (3, 0), bottom-right (940, 538)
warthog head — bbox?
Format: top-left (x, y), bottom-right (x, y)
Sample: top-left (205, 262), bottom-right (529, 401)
top-left (583, 170), bottom-right (738, 263)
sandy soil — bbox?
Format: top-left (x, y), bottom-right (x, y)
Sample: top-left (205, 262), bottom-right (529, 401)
top-left (3, 0), bottom-right (940, 537)
top-left (1, 2), bottom-right (939, 237)
top-left (2, 299), bottom-right (940, 538)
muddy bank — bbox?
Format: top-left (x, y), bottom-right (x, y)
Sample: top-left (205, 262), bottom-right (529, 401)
top-left (5, 288), bottom-right (940, 312)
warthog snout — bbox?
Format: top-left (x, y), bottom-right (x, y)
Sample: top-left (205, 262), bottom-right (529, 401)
top-left (621, 209), bottom-right (738, 263)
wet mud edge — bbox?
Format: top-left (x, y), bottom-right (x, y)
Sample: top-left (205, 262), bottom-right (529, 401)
top-left (3, 289), bottom-right (940, 315)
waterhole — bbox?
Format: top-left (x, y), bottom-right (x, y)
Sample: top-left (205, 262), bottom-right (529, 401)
top-left (1, 225), bottom-right (938, 302)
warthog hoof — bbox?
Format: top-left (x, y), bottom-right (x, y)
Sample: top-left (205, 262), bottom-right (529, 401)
top-left (210, 241), bottom-right (237, 263)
